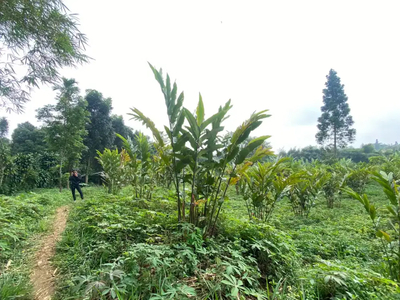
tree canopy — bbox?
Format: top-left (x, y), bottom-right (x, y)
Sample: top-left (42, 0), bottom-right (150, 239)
top-left (111, 115), bottom-right (138, 151)
top-left (11, 122), bottom-right (47, 154)
top-left (82, 90), bottom-right (114, 182)
top-left (316, 69), bottom-right (356, 156)
top-left (36, 77), bottom-right (89, 191)
top-left (0, 0), bottom-right (89, 112)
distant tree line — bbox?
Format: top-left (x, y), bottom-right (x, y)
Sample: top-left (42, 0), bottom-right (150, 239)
top-left (279, 142), bottom-right (399, 164)
top-left (0, 78), bottom-right (145, 194)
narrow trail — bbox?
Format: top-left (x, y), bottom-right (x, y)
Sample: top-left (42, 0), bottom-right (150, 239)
top-left (30, 205), bottom-right (69, 300)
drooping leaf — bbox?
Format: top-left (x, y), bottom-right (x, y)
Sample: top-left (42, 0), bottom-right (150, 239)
top-left (128, 108), bottom-right (164, 147)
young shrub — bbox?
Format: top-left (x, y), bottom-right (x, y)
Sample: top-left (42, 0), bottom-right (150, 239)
top-left (369, 152), bottom-right (400, 181)
top-left (343, 171), bottom-right (400, 282)
top-left (288, 168), bottom-right (328, 217)
top-left (346, 164), bottom-right (372, 194)
top-left (117, 133), bottom-right (155, 199)
top-left (321, 164), bottom-right (348, 208)
top-left (238, 158), bottom-right (291, 221)
top-left (96, 148), bottom-right (130, 194)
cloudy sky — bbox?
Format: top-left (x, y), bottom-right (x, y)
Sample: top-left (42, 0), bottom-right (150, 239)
top-left (3, 0), bottom-right (400, 151)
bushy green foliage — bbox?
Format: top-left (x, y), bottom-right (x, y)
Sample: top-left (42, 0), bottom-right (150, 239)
top-left (237, 158), bottom-right (291, 221)
top-left (53, 188), bottom-right (298, 300)
top-left (344, 171), bottom-right (400, 282)
top-left (287, 168), bottom-right (328, 216)
top-left (96, 148), bottom-right (130, 194)
top-left (301, 260), bottom-right (399, 300)
top-left (0, 152), bottom-right (59, 195)
top-left (369, 152), bottom-right (400, 180)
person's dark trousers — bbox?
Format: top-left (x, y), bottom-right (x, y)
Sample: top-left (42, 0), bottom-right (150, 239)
top-left (71, 185), bottom-right (84, 201)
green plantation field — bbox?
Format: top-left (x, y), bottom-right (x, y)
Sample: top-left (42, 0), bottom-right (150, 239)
top-left (1, 168), bottom-right (400, 300)
top-left (1, 65), bottom-right (400, 300)
top-left (2, 182), bottom-right (399, 300)
top-left (2, 1), bottom-right (400, 299)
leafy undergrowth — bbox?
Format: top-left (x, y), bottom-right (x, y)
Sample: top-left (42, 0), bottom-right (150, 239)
top-left (54, 184), bottom-right (400, 299)
top-left (53, 187), bottom-right (298, 300)
top-left (225, 182), bottom-right (400, 299)
top-left (0, 188), bottom-right (71, 300)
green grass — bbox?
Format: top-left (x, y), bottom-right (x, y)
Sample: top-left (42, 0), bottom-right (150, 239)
top-left (0, 188), bottom-right (73, 300)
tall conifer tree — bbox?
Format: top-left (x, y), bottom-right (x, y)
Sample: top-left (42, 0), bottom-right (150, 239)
top-left (316, 69), bottom-right (356, 156)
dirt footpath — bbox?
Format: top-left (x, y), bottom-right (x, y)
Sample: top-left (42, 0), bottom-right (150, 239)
top-left (30, 206), bottom-right (69, 300)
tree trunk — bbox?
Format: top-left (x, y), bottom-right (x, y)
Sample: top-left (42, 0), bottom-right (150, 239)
top-left (0, 167), bottom-right (5, 186)
top-left (190, 155), bottom-right (198, 224)
top-left (85, 159), bottom-right (90, 184)
top-left (59, 158), bottom-right (63, 192)
top-left (182, 169), bottom-right (186, 221)
top-left (169, 120), bottom-right (182, 222)
top-left (333, 127), bottom-right (337, 157)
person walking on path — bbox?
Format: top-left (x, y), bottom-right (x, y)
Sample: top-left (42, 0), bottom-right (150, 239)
top-left (69, 170), bottom-right (84, 201)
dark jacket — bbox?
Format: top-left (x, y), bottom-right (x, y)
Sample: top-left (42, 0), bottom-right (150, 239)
top-left (69, 174), bottom-right (83, 187)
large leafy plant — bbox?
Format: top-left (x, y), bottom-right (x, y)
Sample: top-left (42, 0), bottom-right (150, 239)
top-left (130, 63), bottom-right (272, 234)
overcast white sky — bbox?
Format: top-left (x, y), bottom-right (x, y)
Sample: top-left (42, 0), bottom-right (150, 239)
top-left (3, 0), bottom-right (400, 151)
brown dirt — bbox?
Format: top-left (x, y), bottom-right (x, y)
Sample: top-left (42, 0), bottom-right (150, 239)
top-left (30, 206), bottom-right (69, 300)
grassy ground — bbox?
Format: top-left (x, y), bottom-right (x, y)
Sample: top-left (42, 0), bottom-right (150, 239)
top-left (0, 188), bottom-right (71, 299)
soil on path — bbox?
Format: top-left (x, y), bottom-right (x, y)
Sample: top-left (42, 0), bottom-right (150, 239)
top-left (30, 205), bottom-right (69, 300)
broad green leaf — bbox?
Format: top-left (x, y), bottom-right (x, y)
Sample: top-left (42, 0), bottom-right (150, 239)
top-left (170, 82), bottom-right (177, 103)
top-left (376, 230), bottom-right (392, 242)
top-left (173, 111), bottom-right (185, 137)
top-left (174, 132), bottom-right (189, 151)
top-left (196, 93), bottom-right (205, 126)
top-left (183, 108), bottom-right (200, 139)
top-left (235, 137), bottom-right (269, 165)
top-left (166, 74), bottom-right (171, 105)
top-left (171, 92), bottom-right (185, 123)
top-left (369, 204), bottom-right (376, 221)
top-left (386, 205), bottom-right (397, 217)
top-left (148, 62), bottom-right (165, 89)
top-left (201, 113), bottom-right (222, 131)
top-left (226, 146), bottom-right (240, 163)
top-left (164, 126), bottom-right (172, 140)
